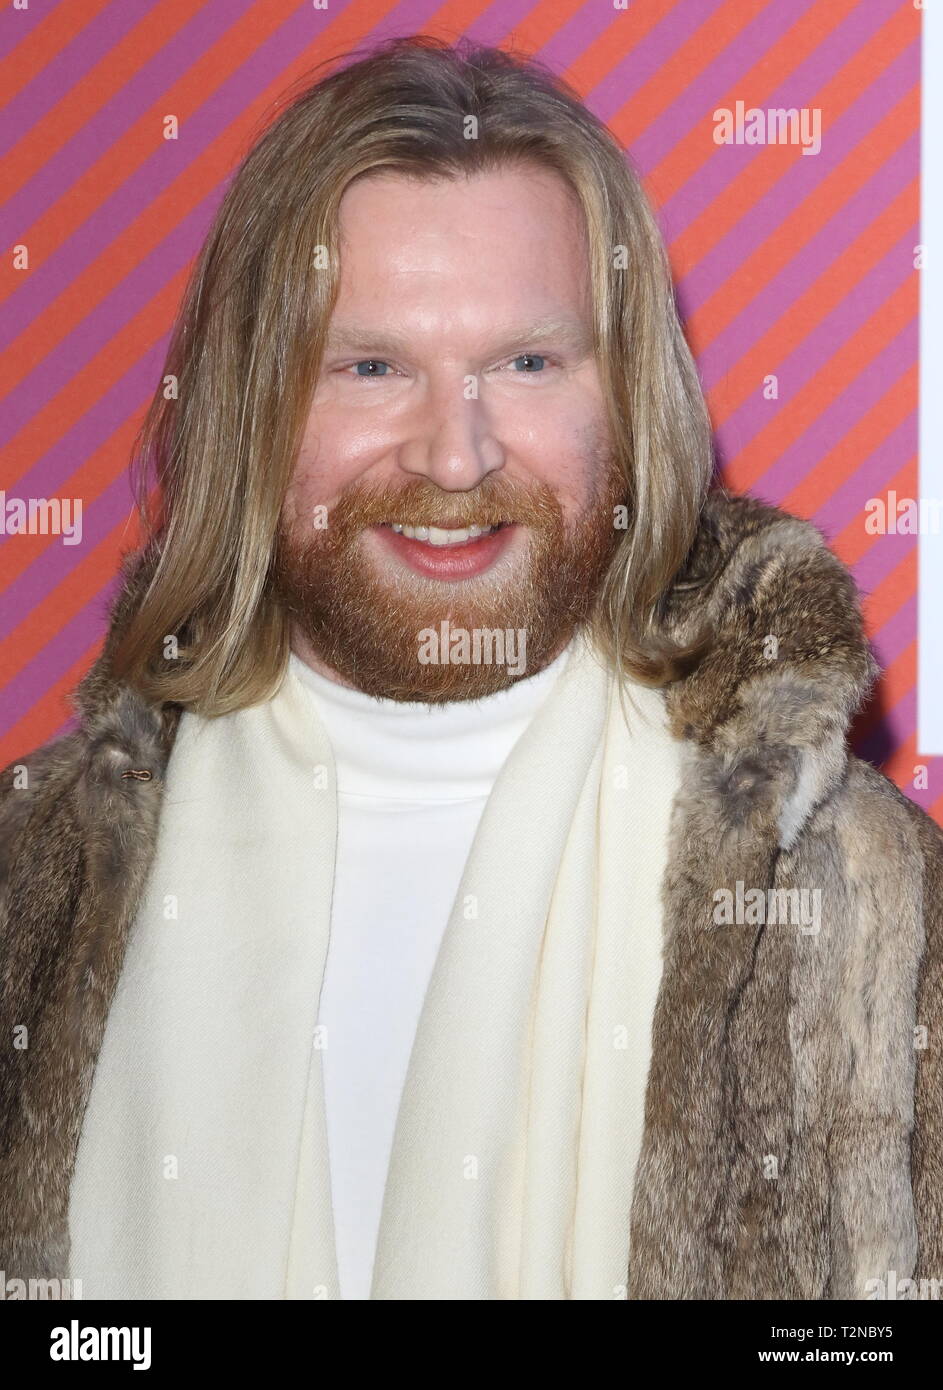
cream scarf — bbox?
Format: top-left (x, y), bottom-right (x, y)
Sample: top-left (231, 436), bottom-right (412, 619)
top-left (68, 631), bottom-right (682, 1300)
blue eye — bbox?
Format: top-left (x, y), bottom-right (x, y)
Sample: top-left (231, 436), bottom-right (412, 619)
top-left (343, 354), bottom-right (552, 381)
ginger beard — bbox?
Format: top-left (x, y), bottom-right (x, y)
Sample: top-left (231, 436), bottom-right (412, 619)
top-left (271, 457), bottom-right (626, 702)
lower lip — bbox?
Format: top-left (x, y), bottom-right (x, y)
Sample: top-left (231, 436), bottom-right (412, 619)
top-left (371, 524), bottom-right (517, 580)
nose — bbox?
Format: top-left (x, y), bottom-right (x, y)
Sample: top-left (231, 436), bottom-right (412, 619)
top-left (396, 375), bottom-right (505, 491)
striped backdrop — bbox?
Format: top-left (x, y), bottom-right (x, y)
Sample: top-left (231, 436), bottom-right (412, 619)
top-left (0, 1), bottom-right (931, 817)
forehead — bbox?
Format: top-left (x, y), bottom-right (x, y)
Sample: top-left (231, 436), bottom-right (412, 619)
top-left (330, 165), bottom-right (593, 331)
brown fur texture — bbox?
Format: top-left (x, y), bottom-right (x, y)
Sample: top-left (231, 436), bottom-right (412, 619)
top-left (1, 489), bottom-right (941, 1298)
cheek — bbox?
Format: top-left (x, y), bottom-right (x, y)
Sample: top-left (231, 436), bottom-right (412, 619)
top-left (515, 439), bottom-right (606, 523)
top-left (509, 392), bottom-right (610, 495)
top-left (287, 417), bottom-right (376, 518)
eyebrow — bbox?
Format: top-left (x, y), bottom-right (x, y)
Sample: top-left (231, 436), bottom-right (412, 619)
top-left (323, 314), bottom-right (594, 358)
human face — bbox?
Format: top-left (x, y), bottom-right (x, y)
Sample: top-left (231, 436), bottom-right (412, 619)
top-left (273, 164), bottom-right (624, 701)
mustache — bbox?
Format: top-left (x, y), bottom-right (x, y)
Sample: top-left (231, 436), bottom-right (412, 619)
top-left (320, 473), bottom-right (566, 533)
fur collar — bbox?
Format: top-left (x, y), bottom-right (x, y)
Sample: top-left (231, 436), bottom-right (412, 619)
top-left (71, 487), bottom-right (879, 851)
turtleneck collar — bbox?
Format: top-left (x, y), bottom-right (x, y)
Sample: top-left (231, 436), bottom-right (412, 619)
top-left (287, 642), bottom-right (573, 801)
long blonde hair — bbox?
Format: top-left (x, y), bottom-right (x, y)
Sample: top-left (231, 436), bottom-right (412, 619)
top-left (112, 34), bottom-right (715, 714)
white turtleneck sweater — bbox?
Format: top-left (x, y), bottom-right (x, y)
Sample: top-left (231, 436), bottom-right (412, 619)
top-left (289, 646), bottom-right (571, 1299)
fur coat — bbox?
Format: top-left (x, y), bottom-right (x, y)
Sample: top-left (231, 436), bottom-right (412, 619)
top-left (1, 488), bottom-right (941, 1300)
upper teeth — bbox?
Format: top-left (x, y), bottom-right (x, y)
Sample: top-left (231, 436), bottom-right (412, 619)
top-left (390, 523), bottom-right (499, 546)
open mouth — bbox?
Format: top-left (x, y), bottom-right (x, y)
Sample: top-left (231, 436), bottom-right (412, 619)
top-left (371, 520), bottom-right (518, 580)
top-left (377, 522), bottom-right (508, 548)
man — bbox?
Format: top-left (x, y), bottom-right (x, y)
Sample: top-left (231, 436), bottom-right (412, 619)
top-left (1, 35), bottom-right (940, 1302)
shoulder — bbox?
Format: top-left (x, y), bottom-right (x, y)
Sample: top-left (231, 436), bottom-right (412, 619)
top-left (0, 733), bottom-right (89, 926)
top-left (0, 732), bottom-right (88, 847)
top-left (836, 752), bottom-right (943, 877)
top-left (674, 487), bottom-right (858, 594)
top-left (661, 489), bottom-right (878, 754)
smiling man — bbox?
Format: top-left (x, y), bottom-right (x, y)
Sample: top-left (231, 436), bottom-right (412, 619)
top-left (1, 36), bottom-right (941, 1303)
top-left (270, 165), bottom-right (626, 703)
